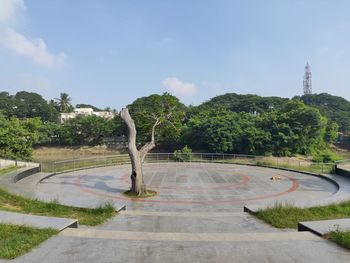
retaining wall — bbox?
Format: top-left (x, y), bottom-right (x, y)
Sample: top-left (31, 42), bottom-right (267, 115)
top-left (335, 165), bottom-right (350, 179)
top-left (0, 159), bottom-right (38, 169)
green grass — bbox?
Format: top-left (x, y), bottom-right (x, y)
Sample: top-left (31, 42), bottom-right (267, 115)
top-left (0, 188), bottom-right (116, 226)
top-left (0, 165), bottom-right (19, 176)
top-left (0, 223), bottom-right (58, 259)
top-left (123, 189), bottom-right (157, 198)
top-left (256, 160), bottom-right (335, 174)
top-left (327, 230), bottom-right (350, 249)
top-left (255, 201), bottom-right (350, 229)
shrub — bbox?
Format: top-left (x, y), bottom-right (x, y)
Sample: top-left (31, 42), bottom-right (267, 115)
top-left (312, 149), bottom-right (341, 163)
top-left (173, 146), bottom-right (193, 162)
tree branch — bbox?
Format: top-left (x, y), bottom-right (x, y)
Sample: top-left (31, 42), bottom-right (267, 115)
top-left (139, 118), bottom-right (161, 162)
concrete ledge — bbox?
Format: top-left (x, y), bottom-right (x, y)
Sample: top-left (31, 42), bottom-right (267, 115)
top-left (0, 211), bottom-right (78, 231)
top-left (61, 228), bottom-right (319, 242)
top-left (336, 166), bottom-right (350, 179)
top-left (243, 205), bottom-right (257, 214)
top-left (14, 166), bottom-right (40, 183)
top-left (116, 204), bottom-right (126, 212)
top-left (298, 218), bottom-right (350, 236)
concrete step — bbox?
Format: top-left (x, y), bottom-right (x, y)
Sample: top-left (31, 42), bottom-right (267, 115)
top-left (298, 218), bottom-right (350, 236)
top-left (100, 210), bottom-right (278, 233)
top-left (0, 210), bottom-right (78, 231)
top-left (61, 228), bottom-right (318, 242)
top-left (119, 210), bottom-right (245, 217)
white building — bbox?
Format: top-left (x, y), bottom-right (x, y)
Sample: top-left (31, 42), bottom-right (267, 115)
top-left (59, 108), bottom-right (115, 123)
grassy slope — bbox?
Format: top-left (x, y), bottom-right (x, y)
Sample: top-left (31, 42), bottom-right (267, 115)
top-left (328, 230), bottom-right (350, 249)
top-left (0, 188), bottom-right (116, 226)
top-left (256, 201), bottom-right (350, 229)
top-left (256, 202), bottom-right (350, 250)
top-left (0, 224), bottom-right (58, 260)
top-left (0, 165), bottom-right (18, 176)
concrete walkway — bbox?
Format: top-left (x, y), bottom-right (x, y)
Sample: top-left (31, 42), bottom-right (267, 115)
top-left (4, 210), bottom-right (350, 263)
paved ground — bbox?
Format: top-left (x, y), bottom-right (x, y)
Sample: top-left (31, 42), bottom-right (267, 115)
top-left (2, 163), bottom-right (350, 262)
top-left (33, 163), bottom-right (338, 211)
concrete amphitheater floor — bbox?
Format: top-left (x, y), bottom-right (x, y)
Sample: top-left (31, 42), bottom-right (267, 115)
top-left (4, 163), bottom-right (350, 263)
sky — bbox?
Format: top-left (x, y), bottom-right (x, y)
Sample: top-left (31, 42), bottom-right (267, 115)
top-left (0, 0), bottom-right (350, 110)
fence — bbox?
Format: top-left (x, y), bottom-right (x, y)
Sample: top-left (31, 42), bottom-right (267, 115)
top-left (40, 153), bottom-right (337, 175)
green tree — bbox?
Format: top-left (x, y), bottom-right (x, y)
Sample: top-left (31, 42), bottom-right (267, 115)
top-left (14, 91), bottom-right (59, 122)
top-left (76, 104), bottom-right (101, 111)
top-left (59, 115), bottom-right (114, 145)
top-left (55, 93), bottom-right (73, 113)
top-left (127, 93), bottom-right (186, 148)
top-left (0, 115), bottom-right (41, 160)
top-left (259, 100), bottom-right (326, 156)
top-left (294, 93), bottom-right (350, 134)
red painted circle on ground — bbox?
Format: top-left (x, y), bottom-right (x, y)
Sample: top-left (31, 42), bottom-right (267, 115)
top-left (74, 172), bottom-right (299, 205)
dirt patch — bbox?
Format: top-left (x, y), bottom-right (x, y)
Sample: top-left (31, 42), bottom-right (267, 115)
top-left (33, 146), bottom-right (124, 162)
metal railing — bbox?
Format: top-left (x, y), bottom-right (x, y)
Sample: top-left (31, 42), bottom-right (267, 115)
top-left (40, 153), bottom-right (338, 175)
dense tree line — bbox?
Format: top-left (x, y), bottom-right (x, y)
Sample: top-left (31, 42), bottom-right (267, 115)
top-left (0, 91), bottom-right (346, 160)
top-left (294, 93), bottom-right (350, 134)
top-left (182, 101), bottom-right (337, 156)
top-left (0, 91), bottom-right (59, 122)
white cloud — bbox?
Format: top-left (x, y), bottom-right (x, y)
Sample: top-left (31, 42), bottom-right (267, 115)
top-left (1, 28), bottom-right (66, 67)
top-left (0, 0), bottom-right (66, 68)
top-left (0, 0), bottom-right (24, 24)
top-left (162, 77), bottom-right (197, 96)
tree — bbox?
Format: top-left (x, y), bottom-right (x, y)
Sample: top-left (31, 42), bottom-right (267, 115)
top-left (58, 115), bottom-right (114, 145)
top-left (55, 93), bottom-right (73, 113)
top-left (15, 91), bottom-right (59, 122)
top-left (294, 93), bottom-right (350, 134)
top-left (127, 93), bottom-right (186, 149)
top-left (120, 93), bottom-right (184, 195)
top-left (200, 93), bottom-right (288, 114)
top-left (0, 91), bottom-right (59, 122)
top-left (0, 115), bottom-right (41, 160)
top-left (76, 104), bottom-right (101, 111)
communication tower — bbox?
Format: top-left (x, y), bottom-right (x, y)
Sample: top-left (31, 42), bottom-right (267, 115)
top-left (303, 62), bottom-right (312, 95)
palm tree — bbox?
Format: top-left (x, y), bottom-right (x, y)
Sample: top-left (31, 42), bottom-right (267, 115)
top-left (55, 93), bottom-right (73, 112)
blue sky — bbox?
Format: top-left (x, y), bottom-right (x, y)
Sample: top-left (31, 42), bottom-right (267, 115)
top-left (0, 0), bottom-right (350, 109)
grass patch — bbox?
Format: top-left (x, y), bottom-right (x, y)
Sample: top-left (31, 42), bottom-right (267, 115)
top-left (0, 188), bottom-right (116, 226)
top-left (256, 201), bottom-right (350, 229)
top-left (0, 165), bottom-right (19, 176)
top-left (256, 160), bottom-right (335, 174)
top-left (0, 223), bottom-right (58, 259)
top-left (123, 189), bottom-right (157, 198)
top-left (41, 155), bottom-right (130, 173)
top-left (327, 230), bottom-right (350, 249)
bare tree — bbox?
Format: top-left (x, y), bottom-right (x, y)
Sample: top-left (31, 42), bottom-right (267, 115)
top-left (120, 108), bottom-right (162, 195)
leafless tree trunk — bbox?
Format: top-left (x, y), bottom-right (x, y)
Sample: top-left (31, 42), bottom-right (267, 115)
top-left (120, 108), bottom-right (159, 195)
